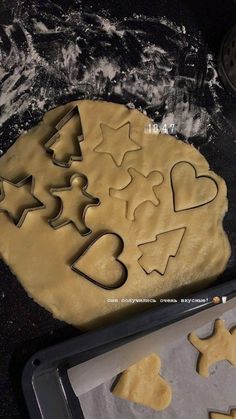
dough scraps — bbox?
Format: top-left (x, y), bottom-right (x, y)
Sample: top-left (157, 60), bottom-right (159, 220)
top-left (189, 319), bottom-right (236, 377)
top-left (112, 353), bottom-right (172, 411)
top-left (210, 410), bottom-right (236, 419)
top-left (0, 100), bottom-right (231, 328)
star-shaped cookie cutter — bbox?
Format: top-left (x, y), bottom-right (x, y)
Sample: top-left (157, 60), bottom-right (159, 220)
top-left (44, 106), bottom-right (84, 168)
top-left (0, 175), bottom-right (45, 228)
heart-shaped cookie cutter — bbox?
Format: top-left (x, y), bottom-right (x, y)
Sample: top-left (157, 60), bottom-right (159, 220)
top-left (71, 232), bottom-right (128, 290)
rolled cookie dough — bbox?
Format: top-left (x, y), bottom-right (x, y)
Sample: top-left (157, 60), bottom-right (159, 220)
top-left (0, 100), bottom-right (230, 328)
top-left (112, 353), bottom-right (172, 411)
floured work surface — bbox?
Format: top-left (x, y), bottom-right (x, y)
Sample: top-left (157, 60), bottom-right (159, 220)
top-left (79, 308), bottom-right (236, 419)
top-left (0, 100), bottom-right (230, 328)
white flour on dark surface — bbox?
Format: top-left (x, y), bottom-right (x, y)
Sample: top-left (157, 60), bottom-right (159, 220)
top-left (1, 2), bottom-right (236, 264)
top-left (0, 2), bottom-right (234, 155)
top-left (1, 3), bottom-right (236, 419)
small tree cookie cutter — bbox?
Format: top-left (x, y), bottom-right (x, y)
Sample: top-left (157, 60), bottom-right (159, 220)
top-left (44, 106), bottom-right (84, 168)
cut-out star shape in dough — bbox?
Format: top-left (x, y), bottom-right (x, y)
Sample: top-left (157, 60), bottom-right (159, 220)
top-left (210, 410), bottom-right (236, 419)
top-left (49, 174), bottom-right (100, 235)
top-left (94, 122), bottom-right (141, 167)
top-left (0, 176), bottom-right (44, 227)
top-left (110, 168), bottom-right (163, 220)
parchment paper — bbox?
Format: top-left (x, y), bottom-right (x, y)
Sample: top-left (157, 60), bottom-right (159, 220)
top-left (79, 307), bottom-right (236, 419)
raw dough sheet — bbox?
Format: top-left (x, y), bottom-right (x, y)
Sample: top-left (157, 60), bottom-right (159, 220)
top-left (79, 307), bottom-right (236, 419)
top-left (0, 100), bottom-right (230, 329)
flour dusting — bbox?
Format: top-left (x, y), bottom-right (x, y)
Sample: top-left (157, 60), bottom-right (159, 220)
top-left (0, 5), bottom-right (229, 153)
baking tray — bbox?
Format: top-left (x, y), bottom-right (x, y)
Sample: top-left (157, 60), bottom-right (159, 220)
top-left (6, 97), bottom-right (236, 417)
top-left (2, 94), bottom-right (236, 418)
top-left (22, 279), bottom-right (236, 419)
top-left (20, 97), bottom-right (236, 418)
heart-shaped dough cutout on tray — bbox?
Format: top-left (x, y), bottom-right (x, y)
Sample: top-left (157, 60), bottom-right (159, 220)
top-left (112, 353), bottom-right (172, 411)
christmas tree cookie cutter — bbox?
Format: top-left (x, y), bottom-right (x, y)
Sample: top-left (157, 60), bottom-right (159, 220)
top-left (0, 175), bottom-right (45, 228)
top-left (44, 106), bottom-right (84, 168)
top-left (71, 232), bottom-right (128, 290)
top-left (49, 173), bottom-right (100, 236)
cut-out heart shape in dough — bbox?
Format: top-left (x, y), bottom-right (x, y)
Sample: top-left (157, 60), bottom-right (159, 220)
top-left (171, 161), bottom-right (218, 211)
top-left (112, 353), bottom-right (172, 411)
top-left (71, 233), bottom-right (128, 290)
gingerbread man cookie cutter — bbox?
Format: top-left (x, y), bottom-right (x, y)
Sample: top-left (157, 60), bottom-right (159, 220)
top-left (0, 175), bottom-right (45, 228)
top-left (49, 173), bottom-right (100, 236)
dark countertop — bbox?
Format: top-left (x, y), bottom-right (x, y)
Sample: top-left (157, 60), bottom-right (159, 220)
top-left (0, 1), bottom-right (236, 418)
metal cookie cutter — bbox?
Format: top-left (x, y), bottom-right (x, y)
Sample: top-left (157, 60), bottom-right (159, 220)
top-left (49, 173), bottom-right (100, 236)
top-left (219, 24), bottom-right (236, 96)
top-left (71, 232), bottom-right (128, 290)
top-left (44, 107), bottom-right (84, 168)
top-left (0, 175), bottom-right (45, 227)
